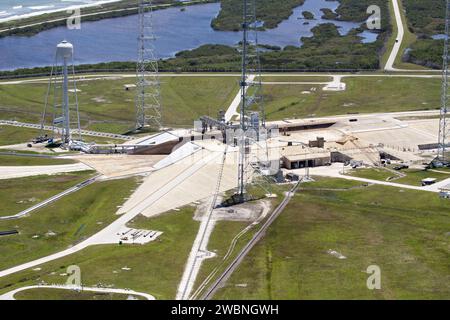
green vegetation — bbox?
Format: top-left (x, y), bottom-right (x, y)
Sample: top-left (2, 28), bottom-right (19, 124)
top-left (0, 126), bottom-right (124, 147)
top-left (211, 0), bottom-right (305, 31)
top-left (192, 184), bottom-right (291, 298)
top-left (263, 76), bottom-right (441, 119)
top-left (299, 176), bottom-right (369, 190)
top-left (406, 39), bottom-right (443, 69)
top-left (0, 76), bottom-right (239, 133)
top-left (403, 0), bottom-right (445, 36)
top-left (14, 288), bottom-right (144, 300)
top-left (346, 167), bottom-right (450, 187)
top-left (320, 8), bottom-right (338, 20)
top-left (346, 167), bottom-right (400, 181)
top-left (0, 0), bottom-right (391, 75)
top-left (0, 126), bottom-right (43, 146)
top-left (215, 179), bottom-right (450, 299)
top-left (0, 155), bottom-right (76, 166)
top-left (0, 206), bottom-right (199, 300)
top-left (0, 75), bottom-right (441, 132)
top-left (302, 11), bottom-right (314, 20)
top-left (0, 171), bottom-right (95, 217)
top-left (163, 19), bottom-right (388, 71)
top-left (398, 0), bottom-right (445, 69)
top-left (395, 168), bottom-right (450, 186)
top-left (192, 220), bottom-right (250, 295)
top-left (0, 177), bottom-right (139, 271)
top-left (394, 0), bottom-right (428, 70)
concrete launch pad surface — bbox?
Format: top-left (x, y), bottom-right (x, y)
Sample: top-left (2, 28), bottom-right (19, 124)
top-left (118, 146), bottom-right (239, 218)
top-left (71, 154), bottom-right (165, 178)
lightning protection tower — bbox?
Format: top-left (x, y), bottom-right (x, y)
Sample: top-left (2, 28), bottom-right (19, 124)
top-left (135, 0), bottom-right (162, 130)
top-left (236, 0), bottom-right (265, 202)
top-left (435, 0), bottom-right (450, 166)
top-left (40, 40), bottom-right (81, 145)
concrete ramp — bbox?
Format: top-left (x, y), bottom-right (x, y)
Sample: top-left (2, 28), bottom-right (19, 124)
top-left (153, 142), bottom-right (202, 170)
top-left (118, 149), bottom-right (238, 218)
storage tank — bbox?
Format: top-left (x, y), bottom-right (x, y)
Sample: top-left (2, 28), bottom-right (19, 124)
top-left (56, 40), bottom-right (73, 60)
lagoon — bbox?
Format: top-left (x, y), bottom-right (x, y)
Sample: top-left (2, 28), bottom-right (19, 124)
top-left (0, 0), bottom-right (378, 71)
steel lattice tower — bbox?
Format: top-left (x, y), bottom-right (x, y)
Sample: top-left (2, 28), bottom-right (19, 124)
top-left (135, 0), bottom-right (162, 130)
top-left (436, 0), bottom-right (450, 165)
top-left (237, 0), bottom-right (265, 200)
top-left (41, 40), bottom-right (82, 146)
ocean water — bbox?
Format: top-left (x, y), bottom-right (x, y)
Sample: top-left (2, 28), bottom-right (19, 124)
top-left (0, 0), bottom-right (119, 20)
top-left (0, 0), bottom-right (379, 70)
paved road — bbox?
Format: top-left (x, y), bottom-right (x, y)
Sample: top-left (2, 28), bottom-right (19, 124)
top-left (385, 0), bottom-right (404, 72)
top-left (224, 75), bottom-right (254, 122)
top-left (0, 163), bottom-right (92, 180)
top-left (0, 284), bottom-right (155, 300)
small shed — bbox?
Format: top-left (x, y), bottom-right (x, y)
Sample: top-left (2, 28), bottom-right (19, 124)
top-left (421, 178), bottom-right (437, 186)
top-left (124, 84), bottom-right (136, 91)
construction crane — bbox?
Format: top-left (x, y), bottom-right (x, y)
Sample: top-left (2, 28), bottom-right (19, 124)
top-left (135, 0), bottom-right (162, 131)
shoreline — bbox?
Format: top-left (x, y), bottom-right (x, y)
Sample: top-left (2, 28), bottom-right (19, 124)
top-left (0, 0), bottom-right (124, 24)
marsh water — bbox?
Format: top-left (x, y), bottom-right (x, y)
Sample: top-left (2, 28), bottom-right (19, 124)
top-left (0, 0), bottom-right (378, 70)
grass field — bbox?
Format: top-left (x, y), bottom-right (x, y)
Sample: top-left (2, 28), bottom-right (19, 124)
top-left (0, 177), bottom-right (139, 271)
top-left (0, 206), bottom-right (199, 300)
top-left (14, 288), bottom-right (144, 300)
top-left (0, 155), bottom-right (76, 166)
top-left (0, 126), bottom-right (127, 147)
top-left (346, 167), bottom-right (450, 186)
top-left (0, 76), bottom-right (239, 134)
top-left (346, 167), bottom-right (401, 182)
top-left (215, 179), bottom-right (450, 299)
top-left (0, 171), bottom-right (95, 217)
top-left (1, 75), bottom-right (441, 131)
top-left (263, 77), bottom-right (441, 119)
top-left (394, 168), bottom-right (450, 186)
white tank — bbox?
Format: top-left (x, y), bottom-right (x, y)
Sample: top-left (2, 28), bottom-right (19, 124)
top-left (56, 40), bottom-right (73, 60)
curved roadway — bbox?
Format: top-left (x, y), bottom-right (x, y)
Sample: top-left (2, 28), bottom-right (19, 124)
top-left (0, 284), bottom-right (155, 300)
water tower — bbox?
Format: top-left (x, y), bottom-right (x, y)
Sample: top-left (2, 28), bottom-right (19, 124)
top-left (40, 40), bottom-right (81, 146)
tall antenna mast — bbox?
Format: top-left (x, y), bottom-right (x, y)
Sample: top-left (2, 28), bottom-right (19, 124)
top-left (436, 0), bottom-right (450, 165)
top-left (135, 0), bottom-right (162, 130)
top-left (236, 0), bottom-right (264, 201)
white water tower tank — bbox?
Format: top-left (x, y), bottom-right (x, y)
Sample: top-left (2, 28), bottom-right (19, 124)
top-left (56, 40), bottom-right (73, 60)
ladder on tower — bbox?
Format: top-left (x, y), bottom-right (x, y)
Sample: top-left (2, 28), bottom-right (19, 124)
top-left (434, 0), bottom-right (450, 166)
top-left (208, 145), bottom-right (229, 212)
